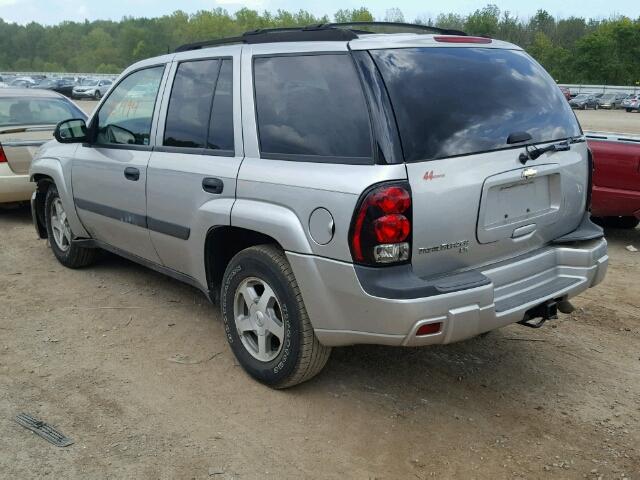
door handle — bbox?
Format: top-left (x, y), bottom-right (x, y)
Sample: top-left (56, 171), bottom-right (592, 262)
top-left (124, 167), bottom-right (140, 181)
top-left (202, 177), bottom-right (224, 194)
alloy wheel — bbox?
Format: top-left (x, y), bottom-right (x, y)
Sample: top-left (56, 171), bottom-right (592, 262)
top-left (233, 276), bottom-right (285, 362)
top-left (50, 198), bottom-right (71, 252)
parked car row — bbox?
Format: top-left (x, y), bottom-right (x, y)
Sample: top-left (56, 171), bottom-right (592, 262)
top-left (564, 88), bottom-right (638, 112)
top-left (0, 74), bottom-right (115, 100)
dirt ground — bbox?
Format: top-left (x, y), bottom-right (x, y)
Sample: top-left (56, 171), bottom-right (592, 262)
top-left (0, 103), bottom-right (639, 480)
top-left (575, 108), bottom-right (640, 135)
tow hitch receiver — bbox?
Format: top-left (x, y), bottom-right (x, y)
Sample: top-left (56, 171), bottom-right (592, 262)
top-left (519, 300), bottom-right (558, 329)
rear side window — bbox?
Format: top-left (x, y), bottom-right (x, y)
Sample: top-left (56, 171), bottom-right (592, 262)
top-left (164, 58), bottom-right (234, 153)
top-left (371, 47), bottom-right (582, 162)
top-left (208, 59), bottom-right (234, 151)
top-left (253, 54), bottom-right (372, 163)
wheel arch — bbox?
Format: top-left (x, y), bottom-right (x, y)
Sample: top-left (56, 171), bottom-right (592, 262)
top-left (30, 156), bottom-right (90, 239)
top-left (31, 174), bottom-right (54, 238)
top-left (204, 225), bottom-right (282, 304)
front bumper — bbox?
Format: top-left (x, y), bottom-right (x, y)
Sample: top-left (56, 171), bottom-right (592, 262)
top-left (0, 164), bottom-right (33, 203)
top-left (72, 90), bottom-right (96, 98)
top-left (288, 238), bottom-right (608, 347)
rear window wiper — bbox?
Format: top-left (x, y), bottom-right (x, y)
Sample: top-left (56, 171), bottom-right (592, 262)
top-left (519, 139), bottom-right (573, 164)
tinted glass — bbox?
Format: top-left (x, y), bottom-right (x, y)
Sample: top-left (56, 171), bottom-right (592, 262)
top-left (96, 66), bottom-right (164, 146)
top-left (164, 59), bottom-right (220, 148)
top-left (371, 47), bottom-right (582, 162)
top-left (254, 54), bottom-right (371, 160)
top-left (207, 59), bottom-right (234, 151)
top-left (0, 97), bottom-right (85, 127)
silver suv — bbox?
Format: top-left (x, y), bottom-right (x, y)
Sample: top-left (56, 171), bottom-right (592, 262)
top-left (29, 24), bottom-right (608, 388)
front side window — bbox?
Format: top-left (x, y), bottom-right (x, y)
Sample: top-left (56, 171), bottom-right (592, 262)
top-left (253, 54), bottom-right (372, 162)
top-left (95, 66), bottom-right (164, 146)
top-left (371, 47), bottom-right (582, 162)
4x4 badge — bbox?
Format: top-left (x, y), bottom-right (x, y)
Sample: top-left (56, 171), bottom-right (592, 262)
top-left (522, 167), bottom-right (537, 180)
top-left (424, 170), bottom-right (445, 181)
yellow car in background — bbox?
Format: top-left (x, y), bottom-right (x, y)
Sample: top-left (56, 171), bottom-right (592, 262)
top-left (0, 88), bottom-right (86, 204)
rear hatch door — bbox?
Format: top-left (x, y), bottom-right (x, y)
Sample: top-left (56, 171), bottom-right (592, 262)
top-left (370, 44), bottom-right (587, 278)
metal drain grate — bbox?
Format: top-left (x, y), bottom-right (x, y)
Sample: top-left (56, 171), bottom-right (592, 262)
top-left (15, 413), bottom-right (74, 447)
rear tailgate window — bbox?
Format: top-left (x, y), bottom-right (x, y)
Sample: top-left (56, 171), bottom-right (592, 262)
top-left (370, 47), bottom-right (581, 162)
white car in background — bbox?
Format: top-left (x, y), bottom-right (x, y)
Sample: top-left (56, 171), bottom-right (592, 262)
top-left (0, 88), bottom-right (86, 204)
top-left (72, 79), bottom-right (113, 100)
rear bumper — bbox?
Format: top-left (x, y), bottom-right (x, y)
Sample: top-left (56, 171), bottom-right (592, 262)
top-left (288, 238), bottom-right (608, 347)
top-left (0, 164), bottom-right (33, 203)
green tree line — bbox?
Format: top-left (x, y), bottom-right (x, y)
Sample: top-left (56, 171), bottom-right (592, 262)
top-left (0, 5), bottom-right (638, 85)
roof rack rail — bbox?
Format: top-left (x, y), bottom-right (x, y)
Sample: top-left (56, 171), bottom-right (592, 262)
top-left (323, 22), bottom-right (467, 37)
top-left (175, 22), bottom-right (468, 53)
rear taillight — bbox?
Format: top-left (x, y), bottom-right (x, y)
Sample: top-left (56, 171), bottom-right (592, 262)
top-left (349, 182), bottom-right (412, 266)
top-left (434, 35), bottom-right (492, 44)
top-left (0, 143), bottom-right (6, 163)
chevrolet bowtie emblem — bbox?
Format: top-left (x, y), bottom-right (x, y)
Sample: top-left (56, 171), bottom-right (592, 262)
top-left (521, 167), bottom-right (537, 180)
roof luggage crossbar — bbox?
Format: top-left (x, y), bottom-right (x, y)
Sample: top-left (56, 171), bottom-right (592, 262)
top-left (175, 22), bottom-right (468, 53)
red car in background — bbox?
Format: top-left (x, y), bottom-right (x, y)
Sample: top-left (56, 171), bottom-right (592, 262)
top-left (587, 132), bottom-right (640, 229)
top-left (559, 86), bottom-right (571, 101)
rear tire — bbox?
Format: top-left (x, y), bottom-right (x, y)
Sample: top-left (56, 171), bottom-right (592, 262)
top-left (45, 184), bottom-right (98, 268)
top-left (221, 244), bottom-right (331, 388)
top-left (627, 108), bottom-right (632, 112)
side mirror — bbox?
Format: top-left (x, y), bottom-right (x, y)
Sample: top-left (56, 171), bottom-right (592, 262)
top-left (54, 118), bottom-right (87, 144)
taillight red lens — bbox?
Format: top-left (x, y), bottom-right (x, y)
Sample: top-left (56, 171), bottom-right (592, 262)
top-left (349, 182), bottom-right (412, 265)
top-left (434, 35), bottom-right (492, 44)
top-left (371, 187), bottom-right (411, 214)
top-left (0, 144), bottom-right (7, 163)
top-left (374, 214), bottom-right (410, 243)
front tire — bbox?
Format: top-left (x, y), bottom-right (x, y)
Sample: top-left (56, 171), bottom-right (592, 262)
top-left (94, 91), bottom-right (102, 100)
top-left (45, 184), bottom-right (98, 268)
top-left (221, 245), bottom-right (331, 388)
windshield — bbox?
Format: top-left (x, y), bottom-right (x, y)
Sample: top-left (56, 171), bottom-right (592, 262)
top-left (81, 79), bottom-right (99, 86)
top-left (0, 97), bottom-right (85, 127)
top-left (574, 95), bottom-right (588, 99)
top-left (371, 47), bottom-right (581, 162)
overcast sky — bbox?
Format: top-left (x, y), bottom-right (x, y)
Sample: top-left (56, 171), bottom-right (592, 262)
top-left (0, 0), bottom-right (638, 25)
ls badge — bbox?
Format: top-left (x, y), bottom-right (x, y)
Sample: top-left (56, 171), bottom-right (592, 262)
top-left (418, 240), bottom-right (470, 255)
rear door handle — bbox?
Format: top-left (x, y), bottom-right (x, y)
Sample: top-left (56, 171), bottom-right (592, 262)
top-left (124, 167), bottom-right (140, 181)
top-left (202, 177), bottom-right (224, 194)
